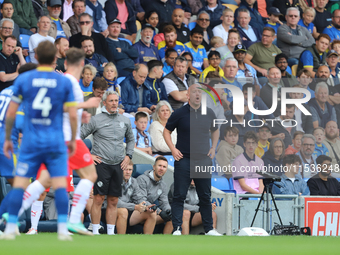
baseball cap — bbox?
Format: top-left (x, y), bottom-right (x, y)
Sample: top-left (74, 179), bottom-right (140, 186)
top-left (268, 7), bottom-right (282, 16)
top-left (142, 23), bottom-right (155, 31)
top-left (327, 49), bottom-right (339, 58)
top-left (109, 18), bottom-right (121, 25)
top-left (233, 44), bottom-right (247, 53)
top-left (47, 0), bottom-right (62, 7)
top-left (259, 123), bottom-right (271, 132)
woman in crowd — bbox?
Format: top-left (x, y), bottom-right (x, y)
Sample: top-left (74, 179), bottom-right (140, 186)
top-left (79, 64), bottom-right (97, 96)
top-left (135, 10), bottom-right (159, 43)
top-left (219, 28), bottom-right (241, 68)
top-left (262, 138), bottom-right (286, 176)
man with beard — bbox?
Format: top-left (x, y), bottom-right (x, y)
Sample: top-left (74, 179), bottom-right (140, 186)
top-left (133, 23), bottom-right (160, 64)
top-left (55, 37), bottom-right (69, 72)
top-left (47, 0), bottom-right (71, 39)
top-left (194, 11), bottom-right (213, 51)
top-left (307, 155), bottom-right (340, 195)
top-left (172, 8), bottom-right (190, 44)
top-left (323, 121), bottom-right (340, 178)
top-left (323, 10), bottom-right (340, 43)
top-left (296, 134), bottom-right (317, 178)
top-left (81, 36), bottom-right (108, 77)
top-left (274, 53), bottom-right (298, 88)
top-left (158, 25), bottom-right (185, 63)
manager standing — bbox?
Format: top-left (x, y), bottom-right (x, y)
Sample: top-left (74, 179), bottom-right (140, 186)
top-left (163, 84), bottom-right (222, 236)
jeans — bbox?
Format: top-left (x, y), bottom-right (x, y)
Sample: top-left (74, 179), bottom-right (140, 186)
top-left (19, 28), bottom-right (34, 35)
top-left (288, 58), bottom-right (299, 67)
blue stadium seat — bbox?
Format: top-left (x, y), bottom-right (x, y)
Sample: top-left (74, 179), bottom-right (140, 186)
top-left (132, 164), bottom-right (153, 178)
top-left (19, 34), bottom-right (30, 49)
top-left (25, 55), bottom-right (31, 63)
top-left (117, 77), bottom-right (126, 84)
top-left (119, 38), bottom-right (132, 46)
top-left (211, 177), bottom-right (230, 190)
top-left (229, 178), bottom-right (234, 189)
top-left (164, 155), bottom-right (174, 167)
top-left (188, 22), bottom-right (196, 31)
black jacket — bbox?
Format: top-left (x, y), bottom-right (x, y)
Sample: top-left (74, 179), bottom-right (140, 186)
top-left (273, 0), bottom-right (303, 22)
top-left (141, 0), bottom-right (174, 25)
top-left (262, 151), bottom-right (283, 176)
top-left (307, 175), bottom-right (340, 196)
top-left (234, 0), bottom-right (265, 32)
top-left (236, 26), bottom-right (262, 49)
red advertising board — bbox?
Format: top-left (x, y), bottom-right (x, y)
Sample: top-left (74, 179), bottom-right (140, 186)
top-left (305, 197), bottom-right (340, 236)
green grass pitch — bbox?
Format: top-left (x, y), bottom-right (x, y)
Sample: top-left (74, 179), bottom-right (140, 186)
top-left (0, 234), bottom-right (338, 255)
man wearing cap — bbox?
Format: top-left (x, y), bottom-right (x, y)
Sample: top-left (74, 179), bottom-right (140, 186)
top-left (265, 7), bottom-right (283, 35)
top-left (324, 10), bottom-right (340, 43)
top-left (327, 50), bottom-right (340, 85)
top-left (8, 0), bottom-right (37, 35)
top-left (106, 18), bottom-right (139, 77)
top-left (47, 0), bottom-right (71, 39)
top-left (133, 23), bottom-right (161, 65)
top-left (172, 9), bottom-right (190, 44)
top-left (277, 7), bottom-right (315, 67)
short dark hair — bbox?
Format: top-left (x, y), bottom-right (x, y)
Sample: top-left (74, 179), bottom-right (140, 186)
top-left (72, 0), bottom-right (85, 9)
top-left (165, 48), bottom-right (177, 58)
top-left (263, 27), bottom-right (275, 35)
top-left (135, 111), bottom-right (148, 121)
top-left (80, 36), bottom-right (94, 45)
top-left (181, 51), bottom-right (193, 61)
top-left (244, 131), bottom-right (258, 143)
top-left (283, 154), bottom-right (302, 166)
top-left (1, 1), bottom-right (12, 9)
top-left (317, 33), bottom-right (331, 42)
top-left (145, 10), bottom-right (159, 21)
top-left (242, 83), bottom-right (255, 92)
top-left (297, 68), bottom-right (312, 78)
top-left (208, 50), bottom-right (221, 60)
top-left (147, 60), bottom-right (163, 71)
top-left (293, 131), bottom-right (304, 139)
top-left (286, 104), bottom-right (295, 109)
top-left (18, 63), bottom-right (38, 74)
top-left (66, 47), bottom-right (85, 65)
top-left (191, 27), bottom-right (204, 36)
top-left (92, 77), bottom-right (108, 90)
top-left (224, 126), bottom-right (239, 136)
top-left (36, 41), bottom-right (57, 65)
top-left (316, 155), bottom-right (332, 165)
top-left (155, 155), bottom-right (168, 165)
top-left (3, 35), bottom-right (17, 43)
top-left (275, 53), bottom-right (288, 64)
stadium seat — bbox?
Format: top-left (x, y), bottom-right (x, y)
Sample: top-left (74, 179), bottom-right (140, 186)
top-left (164, 155), bottom-right (175, 167)
top-left (25, 55), bottom-right (31, 63)
top-left (119, 37), bottom-right (132, 46)
top-left (222, 4), bottom-right (238, 12)
top-left (291, 65), bottom-right (298, 76)
top-left (188, 22), bottom-right (196, 31)
top-left (136, 20), bottom-right (141, 32)
top-left (211, 177), bottom-right (230, 190)
top-left (132, 164), bottom-right (153, 178)
top-left (117, 77), bottom-right (126, 84)
top-left (19, 34), bottom-right (30, 49)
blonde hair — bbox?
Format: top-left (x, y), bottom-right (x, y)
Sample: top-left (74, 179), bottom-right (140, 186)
top-left (82, 64), bottom-right (97, 77)
top-left (223, 8), bottom-right (234, 15)
top-left (152, 100), bottom-right (173, 124)
top-left (304, 7), bottom-right (316, 17)
top-left (103, 62), bottom-right (118, 80)
top-left (210, 36), bottom-right (224, 47)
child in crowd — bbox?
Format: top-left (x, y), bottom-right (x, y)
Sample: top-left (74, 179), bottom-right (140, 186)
top-left (216, 126), bottom-right (244, 179)
top-left (298, 7), bottom-right (319, 39)
top-left (297, 69), bottom-right (314, 98)
top-left (133, 112), bottom-right (152, 155)
top-left (265, 7), bottom-right (283, 34)
top-left (79, 64), bottom-right (97, 96)
top-left (285, 131), bottom-right (304, 155)
top-left (199, 51), bottom-right (224, 83)
top-left (313, 127), bottom-right (330, 158)
top-left (331, 40), bottom-right (340, 64)
top-left (255, 124), bottom-right (271, 158)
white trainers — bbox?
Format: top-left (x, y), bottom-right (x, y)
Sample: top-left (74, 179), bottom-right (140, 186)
top-left (58, 233), bottom-right (73, 241)
top-left (15, 226), bottom-right (20, 236)
top-left (172, 226), bottom-right (182, 236)
top-left (0, 230), bottom-right (3, 236)
top-left (26, 228), bottom-right (38, 235)
top-left (205, 229), bottom-right (223, 236)
top-left (0, 232), bottom-right (16, 240)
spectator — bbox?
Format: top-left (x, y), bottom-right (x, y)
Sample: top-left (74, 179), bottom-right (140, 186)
top-left (285, 131), bottom-right (304, 155)
top-left (62, 0), bottom-right (74, 22)
top-left (9, 0), bottom-right (37, 35)
top-left (133, 111), bottom-right (152, 155)
top-left (47, 0), bottom-right (71, 39)
top-left (313, 0), bottom-right (332, 34)
top-left (298, 7), bottom-right (319, 39)
top-left (326, 50), bottom-right (340, 85)
top-left (104, 0), bottom-right (137, 42)
top-left (262, 137), bottom-right (285, 176)
top-left (254, 124), bottom-right (271, 158)
top-left (222, 57), bottom-right (243, 103)
top-left (181, 51), bottom-right (197, 77)
top-left (323, 9), bottom-right (340, 42)
top-left (127, 0), bottom-right (145, 22)
top-left (80, 90), bottom-right (134, 235)
top-left (235, 0), bottom-right (265, 32)
top-left (0, 18), bottom-right (21, 50)
top-left (31, 0), bottom-right (49, 20)
top-left (172, 8), bottom-right (190, 44)
top-left (1, 1), bottom-right (20, 43)
top-left (308, 65), bottom-right (336, 95)
top-left (308, 155), bottom-right (340, 195)
top-left (0, 35), bottom-right (26, 91)
top-left (216, 126), bottom-right (244, 178)
top-left (116, 160), bottom-right (157, 234)
top-left (66, 0), bottom-right (86, 35)
top-left (217, 29), bottom-right (241, 68)
top-left (277, 7), bottom-right (315, 67)
top-left (212, 8), bottom-right (234, 44)
top-left (141, 0), bottom-right (174, 25)
top-left (323, 120), bottom-right (340, 176)
top-left (103, 62), bottom-right (120, 95)
top-left (204, 78), bottom-right (226, 123)
top-left (162, 56), bottom-right (196, 110)
top-left (273, 154), bottom-right (310, 195)
top-left (149, 100), bottom-right (177, 154)
top-left (198, 0), bottom-right (225, 29)
top-left (121, 64), bottom-right (156, 114)
top-left (296, 134), bottom-right (317, 178)
top-left (69, 13), bottom-right (109, 59)
top-left (54, 37), bottom-right (69, 72)
top-left (309, 82), bottom-right (337, 128)
top-left (162, 48), bottom-right (177, 76)
top-left (133, 23), bottom-right (161, 64)
top-left (195, 11), bottom-right (213, 51)
top-left (313, 127), bottom-right (330, 158)
top-left (86, 0), bottom-right (108, 36)
top-left (135, 10), bottom-right (159, 43)
top-left (29, 16), bottom-right (55, 64)
top-left (244, 27), bottom-right (281, 78)
top-left (275, 53), bottom-right (298, 88)
top-left (232, 131), bottom-right (264, 194)
top-left (236, 8), bottom-right (262, 49)
top-left (265, 7), bottom-right (283, 35)
top-left (273, 0), bottom-right (302, 23)
top-left (158, 25), bottom-right (185, 63)
top-left (297, 68), bottom-right (315, 98)
top-left (83, 77), bottom-right (108, 116)
top-left (145, 60), bottom-right (168, 105)
top-left (79, 64), bottom-right (97, 96)
top-left (331, 39), bottom-right (340, 55)
top-left (106, 19), bottom-right (138, 77)
top-left (81, 36), bottom-right (108, 76)
top-left (199, 50), bottom-right (223, 83)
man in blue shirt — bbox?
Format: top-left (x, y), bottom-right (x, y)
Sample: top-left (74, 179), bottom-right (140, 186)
top-left (222, 57), bottom-right (243, 103)
top-left (47, 0), bottom-right (71, 39)
top-left (323, 10), bottom-right (340, 42)
top-left (236, 8), bottom-right (261, 49)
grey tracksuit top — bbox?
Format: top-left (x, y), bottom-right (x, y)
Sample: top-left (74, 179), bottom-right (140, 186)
top-left (168, 183), bottom-right (200, 213)
top-left (117, 177), bottom-right (144, 211)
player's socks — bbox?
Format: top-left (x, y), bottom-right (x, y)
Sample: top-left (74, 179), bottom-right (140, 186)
top-left (107, 224), bottom-right (115, 235)
top-left (0, 190), bottom-right (13, 216)
top-left (18, 180), bottom-right (45, 216)
top-left (69, 179), bottom-right (93, 224)
top-left (5, 188), bottom-right (24, 234)
top-left (55, 188), bottom-right (69, 235)
top-left (30, 200), bottom-right (43, 230)
top-left (92, 224), bottom-right (100, 235)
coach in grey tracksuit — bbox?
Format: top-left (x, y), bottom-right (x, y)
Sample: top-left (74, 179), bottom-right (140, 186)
top-left (118, 177), bottom-right (144, 210)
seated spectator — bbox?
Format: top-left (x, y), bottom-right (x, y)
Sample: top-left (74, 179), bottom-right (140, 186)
top-left (212, 8), bottom-right (234, 44)
top-left (285, 131), bottom-right (304, 155)
top-left (307, 155), bottom-right (340, 195)
top-left (326, 50), bottom-right (340, 85)
top-left (298, 7), bottom-right (319, 39)
top-left (149, 100), bottom-right (177, 154)
top-left (116, 160), bottom-right (157, 234)
top-left (262, 137), bottom-right (285, 176)
top-left (275, 53), bottom-right (298, 88)
top-left (313, 127), bottom-right (330, 158)
top-left (106, 19), bottom-right (138, 77)
top-left (162, 48), bottom-right (177, 76)
top-left (86, 0), bottom-right (108, 36)
top-left (331, 39), bottom-right (340, 56)
top-left (195, 11), bottom-right (214, 51)
top-left (0, 35), bottom-right (26, 91)
top-left (29, 16), bottom-right (55, 64)
top-left (273, 0), bottom-right (302, 23)
top-left (79, 64), bottom-right (97, 96)
top-left (103, 62), bottom-right (119, 93)
top-left (184, 27), bottom-right (208, 74)
top-left (198, 0), bottom-right (225, 28)
top-left (47, 0), bottom-right (71, 39)
top-left (133, 23), bottom-right (160, 64)
top-left (244, 27), bottom-right (281, 78)
top-left (216, 126), bottom-right (244, 178)
top-left (141, 0), bottom-right (174, 26)
top-left (54, 37), bottom-right (69, 72)
top-left (31, 0), bottom-right (49, 20)
top-left (133, 111), bottom-right (152, 155)
top-left (158, 25), bottom-right (185, 63)
top-left (145, 60), bottom-right (168, 105)
top-left (204, 79), bottom-right (226, 123)
top-left (296, 134), bottom-right (317, 178)
top-left (83, 77), bottom-right (108, 116)
top-left (277, 7), bottom-right (315, 67)
top-left (297, 34), bottom-right (330, 78)
top-left (216, 29), bottom-right (241, 68)
top-left (265, 7), bottom-right (283, 35)
top-left (181, 51), bottom-right (197, 77)
top-left (273, 154), bottom-right (310, 195)
top-left (235, 0), bottom-right (265, 32)
top-left (69, 13), bottom-right (109, 59)
top-left (104, 0), bottom-right (136, 42)
top-left (127, 0), bottom-right (145, 22)
top-left (66, 0), bottom-right (86, 35)
top-left (162, 56), bottom-right (196, 110)
top-left (323, 120), bottom-right (340, 176)
top-left (236, 8), bottom-right (262, 49)
top-left (297, 68), bottom-right (315, 98)
top-left (254, 124), bottom-right (271, 158)
top-left (81, 36), bottom-right (108, 76)
top-left (9, 0), bottom-right (37, 35)
top-left (222, 57), bottom-right (243, 103)
top-left (313, 0), bottom-right (332, 34)
top-left (1, 1), bottom-right (22, 46)
top-left (121, 64), bottom-right (156, 114)
top-left (199, 51), bottom-right (223, 83)
top-left (0, 18), bottom-right (22, 50)
top-left (308, 82), bottom-right (337, 128)
top-left (135, 10), bottom-right (159, 43)
top-left (172, 8), bottom-right (190, 44)
top-left (309, 65), bottom-right (339, 95)
top-left (232, 131), bottom-right (264, 194)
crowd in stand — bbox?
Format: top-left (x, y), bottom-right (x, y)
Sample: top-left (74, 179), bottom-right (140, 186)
top-left (2, 0), bottom-right (340, 235)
